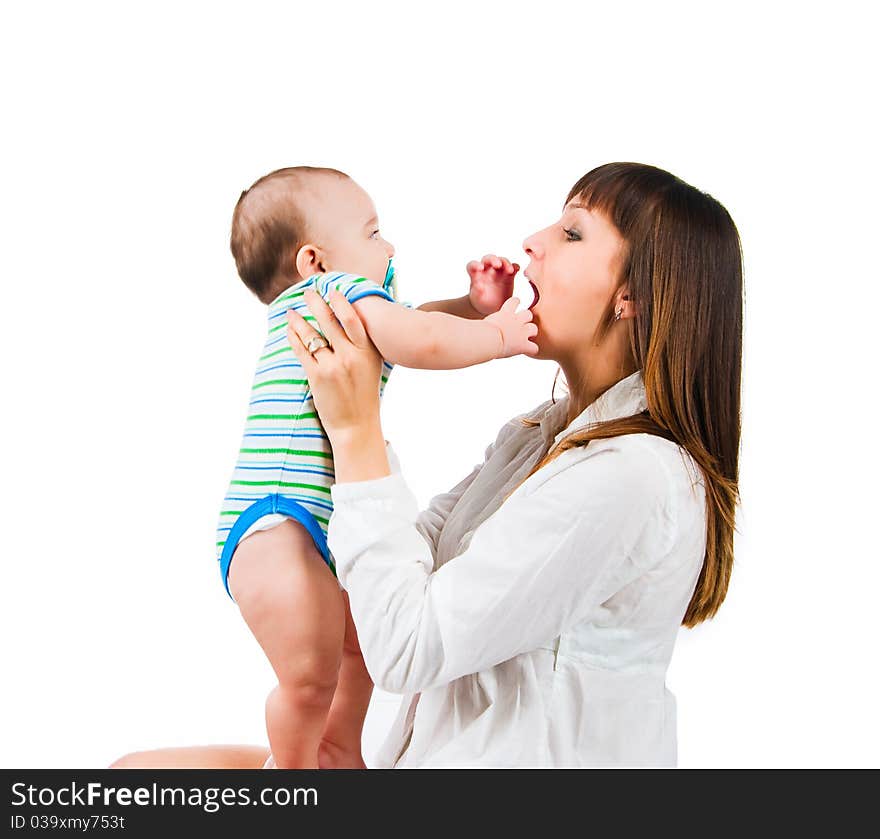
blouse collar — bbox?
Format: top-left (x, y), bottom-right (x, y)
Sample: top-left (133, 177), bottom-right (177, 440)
top-left (539, 369), bottom-right (648, 452)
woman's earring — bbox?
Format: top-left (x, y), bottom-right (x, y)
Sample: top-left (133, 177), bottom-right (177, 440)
top-left (614, 306), bottom-right (623, 321)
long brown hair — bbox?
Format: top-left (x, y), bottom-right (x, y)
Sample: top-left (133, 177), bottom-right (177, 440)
top-left (514, 163), bottom-right (743, 627)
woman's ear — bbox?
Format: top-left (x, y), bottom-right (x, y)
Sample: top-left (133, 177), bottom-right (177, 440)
top-left (295, 244), bottom-right (328, 279)
top-left (617, 286), bottom-right (635, 319)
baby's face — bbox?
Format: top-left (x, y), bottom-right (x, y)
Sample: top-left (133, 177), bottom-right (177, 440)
top-left (307, 177), bottom-right (395, 287)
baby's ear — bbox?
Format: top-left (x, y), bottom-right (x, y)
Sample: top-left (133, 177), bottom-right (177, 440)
top-left (295, 244), bottom-right (325, 279)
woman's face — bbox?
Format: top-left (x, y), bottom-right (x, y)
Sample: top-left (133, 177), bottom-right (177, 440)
top-left (522, 201), bottom-right (627, 361)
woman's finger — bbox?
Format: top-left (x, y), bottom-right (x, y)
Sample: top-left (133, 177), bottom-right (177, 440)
top-left (325, 289), bottom-right (370, 348)
top-left (285, 316), bottom-right (323, 375)
top-left (296, 288), bottom-right (349, 350)
top-left (285, 307), bottom-right (325, 354)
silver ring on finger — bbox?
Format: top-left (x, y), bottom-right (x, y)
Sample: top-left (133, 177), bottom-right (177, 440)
top-left (306, 334), bottom-right (331, 355)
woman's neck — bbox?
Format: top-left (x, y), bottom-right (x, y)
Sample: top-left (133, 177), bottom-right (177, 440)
top-left (559, 354), bottom-right (637, 427)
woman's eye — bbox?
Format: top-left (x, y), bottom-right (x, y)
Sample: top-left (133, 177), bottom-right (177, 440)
top-left (562, 227), bottom-right (581, 241)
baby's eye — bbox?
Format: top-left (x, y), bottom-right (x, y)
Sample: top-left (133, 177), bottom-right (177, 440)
top-left (370, 229), bottom-right (380, 239)
top-left (562, 227), bottom-right (581, 241)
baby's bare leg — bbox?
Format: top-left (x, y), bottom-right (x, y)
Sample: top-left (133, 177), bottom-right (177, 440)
top-left (228, 520), bottom-right (345, 769)
top-left (109, 745), bottom-right (270, 769)
top-left (319, 589), bottom-right (374, 768)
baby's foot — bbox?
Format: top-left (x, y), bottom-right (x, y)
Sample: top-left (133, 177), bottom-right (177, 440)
top-left (317, 739), bottom-right (367, 769)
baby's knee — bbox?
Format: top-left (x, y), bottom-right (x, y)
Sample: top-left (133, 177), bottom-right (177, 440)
top-left (270, 677), bottom-right (337, 711)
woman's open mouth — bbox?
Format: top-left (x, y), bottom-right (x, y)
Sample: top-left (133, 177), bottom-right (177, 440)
top-left (528, 281), bottom-right (540, 310)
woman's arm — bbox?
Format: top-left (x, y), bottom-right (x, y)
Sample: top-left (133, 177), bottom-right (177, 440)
top-left (284, 289), bottom-right (676, 695)
top-left (328, 437), bottom-right (679, 695)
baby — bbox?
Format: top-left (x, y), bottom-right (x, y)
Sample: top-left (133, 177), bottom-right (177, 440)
top-left (216, 166), bottom-right (537, 768)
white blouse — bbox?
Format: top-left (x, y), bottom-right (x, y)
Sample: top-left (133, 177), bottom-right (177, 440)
top-left (327, 369), bottom-right (708, 768)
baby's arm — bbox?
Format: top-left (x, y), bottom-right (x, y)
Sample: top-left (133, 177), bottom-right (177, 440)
top-left (350, 296), bottom-right (536, 370)
top-left (415, 295), bottom-right (484, 319)
top-left (412, 254), bottom-right (521, 320)
top-left (403, 253), bottom-right (536, 365)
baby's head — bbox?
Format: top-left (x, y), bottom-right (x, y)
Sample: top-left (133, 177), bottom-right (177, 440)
top-left (230, 166), bottom-right (396, 304)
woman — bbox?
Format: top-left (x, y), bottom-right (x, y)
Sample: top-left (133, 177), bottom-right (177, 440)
top-left (111, 162), bottom-right (742, 768)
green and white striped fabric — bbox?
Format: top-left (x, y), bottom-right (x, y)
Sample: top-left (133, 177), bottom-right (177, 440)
top-left (215, 269), bottom-right (413, 598)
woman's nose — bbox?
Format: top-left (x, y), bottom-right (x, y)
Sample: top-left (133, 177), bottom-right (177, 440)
top-left (522, 232), bottom-right (541, 259)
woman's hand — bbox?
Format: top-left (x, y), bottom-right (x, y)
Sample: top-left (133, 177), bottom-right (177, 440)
top-left (285, 288), bottom-right (385, 445)
top-left (466, 254), bottom-right (519, 315)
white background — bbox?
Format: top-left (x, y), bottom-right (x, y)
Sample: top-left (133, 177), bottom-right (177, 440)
top-left (1, 1), bottom-right (877, 768)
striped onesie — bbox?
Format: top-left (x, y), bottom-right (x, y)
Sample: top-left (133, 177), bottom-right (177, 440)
top-left (216, 264), bottom-right (413, 601)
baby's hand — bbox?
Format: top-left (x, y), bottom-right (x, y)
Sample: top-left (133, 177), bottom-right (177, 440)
top-left (467, 254), bottom-right (519, 315)
top-left (485, 296), bottom-right (539, 359)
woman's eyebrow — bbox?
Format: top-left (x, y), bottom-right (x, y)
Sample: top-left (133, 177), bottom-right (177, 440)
top-left (564, 204), bottom-right (594, 224)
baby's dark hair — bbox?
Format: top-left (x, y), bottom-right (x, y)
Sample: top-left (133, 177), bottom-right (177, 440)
top-left (230, 166), bottom-right (350, 304)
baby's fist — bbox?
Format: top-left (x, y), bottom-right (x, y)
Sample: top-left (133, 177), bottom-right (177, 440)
top-left (467, 254), bottom-right (519, 316)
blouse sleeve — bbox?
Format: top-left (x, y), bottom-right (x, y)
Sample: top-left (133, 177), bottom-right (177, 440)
top-left (327, 437), bottom-right (679, 694)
